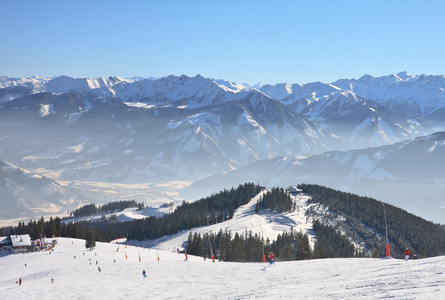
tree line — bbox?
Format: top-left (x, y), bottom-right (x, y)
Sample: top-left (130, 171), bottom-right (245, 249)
top-left (69, 200), bottom-right (144, 218)
top-left (2, 182), bottom-right (444, 259)
top-left (255, 187), bottom-right (294, 213)
top-left (186, 221), bottom-right (358, 262)
top-left (85, 183), bottom-right (263, 241)
top-left (1, 183), bottom-right (261, 241)
top-left (1, 216), bottom-right (98, 249)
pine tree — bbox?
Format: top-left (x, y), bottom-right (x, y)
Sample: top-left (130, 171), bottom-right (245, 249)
top-left (313, 242), bottom-right (323, 258)
top-left (231, 232), bottom-right (246, 262)
top-left (85, 228), bottom-right (96, 250)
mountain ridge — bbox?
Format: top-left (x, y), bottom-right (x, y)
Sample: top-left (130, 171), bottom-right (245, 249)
top-left (1, 72), bottom-right (444, 223)
top-left (188, 131), bottom-right (445, 224)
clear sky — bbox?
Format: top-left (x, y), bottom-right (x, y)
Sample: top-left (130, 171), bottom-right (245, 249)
top-left (1, 0), bottom-right (444, 84)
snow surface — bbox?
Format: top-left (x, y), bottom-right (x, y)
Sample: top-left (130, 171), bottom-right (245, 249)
top-left (1, 237), bottom-right (444, 299)
top-left (1, 190), bottom-right (445, 298)
top-left (123, 101), bottom-right (156, 109)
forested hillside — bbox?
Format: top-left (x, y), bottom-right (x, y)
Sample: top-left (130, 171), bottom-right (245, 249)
top-left (2, 183), bottom-right (261, 241)
top-left (2, 183), bottom-right (445, 262)
top-left (69, 200), bottom-right (145, 218)
top-left (299, 184), bottom-right (445, 257)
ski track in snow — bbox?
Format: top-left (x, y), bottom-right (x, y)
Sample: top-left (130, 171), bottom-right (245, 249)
top-left (0, 237), bottom-right (444, 299)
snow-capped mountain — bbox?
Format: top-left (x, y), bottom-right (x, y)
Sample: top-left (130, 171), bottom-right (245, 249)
top-left (0, 75), bottom-right (334, 184)
top-left (1, 72), bottom-right (444, 223)
top-left (0, 74), bottom-right (250, 107)
top-left (287, 90), bottom-right (431, 148)
top-left (260, 72), bottom-right (445, 142)
top-left (256, 72), bottom-right (445, 130)
top-left (331, 72), bottom-right (445, 128)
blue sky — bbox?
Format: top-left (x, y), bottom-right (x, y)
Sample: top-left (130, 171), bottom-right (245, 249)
top-left (1, 0), bottom-right (444, 84)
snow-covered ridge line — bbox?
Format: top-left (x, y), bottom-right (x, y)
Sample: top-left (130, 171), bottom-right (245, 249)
top-left (0, 74), bottom-right (253, 103)
top-left (2, 72), bottom-right (444, 119)
top-left (2, 71), bottom-right (444, 100)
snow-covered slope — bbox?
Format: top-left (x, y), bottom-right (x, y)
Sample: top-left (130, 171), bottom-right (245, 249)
top-left (56, 188), bottom-right (317, 250)
top-left (2, 186), bottom-right (445, 298)
top-left (136, 190), bottom-right (317, 251)
top-left (1, 237), bottom-right (444, 299)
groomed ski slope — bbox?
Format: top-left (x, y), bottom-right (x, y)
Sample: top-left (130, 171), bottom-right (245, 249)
top-left (130, 191), bottom-right (318, 251)
top-left (1, 237), bottom-right (444, 299)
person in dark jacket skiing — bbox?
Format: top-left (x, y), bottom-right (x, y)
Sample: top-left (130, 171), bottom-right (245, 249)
top-left (142, 269), bottom-right (147, 278)
top-left (402, 248), bottom-right (411, 261)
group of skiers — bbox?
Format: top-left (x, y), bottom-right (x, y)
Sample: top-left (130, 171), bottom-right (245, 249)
top-left (139, 248), bottom-right (412, 278)
top-left (15, 247), bottom-right (415, 287)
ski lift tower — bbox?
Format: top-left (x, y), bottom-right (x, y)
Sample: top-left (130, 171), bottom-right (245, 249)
top-left (382, 203), bottom-right (391, 258)
top-left (207, 231), bottom-right (215, 262)
top-left (259, 223), bottom-right (265, 263)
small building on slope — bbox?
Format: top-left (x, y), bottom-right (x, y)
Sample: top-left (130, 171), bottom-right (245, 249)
top-left (289, 187), bottom-right (303, 196)
top-left (0, 234), bottom-right (32, 253)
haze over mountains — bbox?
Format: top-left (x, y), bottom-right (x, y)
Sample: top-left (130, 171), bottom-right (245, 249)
top-left (0, 72), bottom-right (444, 223)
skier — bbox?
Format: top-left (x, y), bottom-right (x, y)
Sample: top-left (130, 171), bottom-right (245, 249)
top-left (402, 248), bottom-right (411, 261)
top-left (142, 270), bottom-right (147, 278)
top-left (19, 278), bottom-right (22, 286)
top-left (268, 252), bottom-right (275, 266)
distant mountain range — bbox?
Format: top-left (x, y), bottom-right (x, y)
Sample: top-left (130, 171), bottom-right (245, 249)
top-left (0, 72), bottom-right (444, 223)
top-left (189, 131), bottom-right (445, 224)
